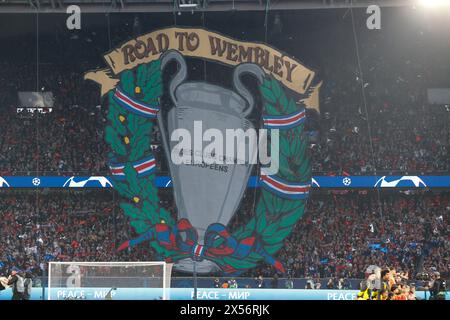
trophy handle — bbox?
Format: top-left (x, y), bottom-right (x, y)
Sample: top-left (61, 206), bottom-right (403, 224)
top-left (160, 50), bottom-right (188, 105)
top-left (232, 63), bottom-right (265, 117)
top-left (157, 50), bottom-right (189, 181)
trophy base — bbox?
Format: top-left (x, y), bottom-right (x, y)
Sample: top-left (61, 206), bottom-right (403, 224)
top-left (173, 258), bottom-right (221, 274)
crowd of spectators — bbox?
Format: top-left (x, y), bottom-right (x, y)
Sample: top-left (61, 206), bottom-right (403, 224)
top-left (0, 190), bottom-right (447, 283)
top-left (0, 63), bottom-right (108, 175)
top-left (0, 190), bottom-right (153, 282)
top-left (277, 191), bottom-right (448, 280)
top-left (309, 102), bottom-right (449, 175)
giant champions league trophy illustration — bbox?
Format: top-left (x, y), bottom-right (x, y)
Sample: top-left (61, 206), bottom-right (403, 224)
top-left (158, 51), bottom-right (264, 273)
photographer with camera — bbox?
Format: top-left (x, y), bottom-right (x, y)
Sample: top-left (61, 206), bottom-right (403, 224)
top-left (429, 272), bottom-right (446, 300)
top-left (23, 271), bottom-right (33, 300)
top-left (7, 268), bottom-right (25, 300)
top-left (365, 265), bottom-right (382, 300)
top-left (356, 280), bottom-right (370, 300)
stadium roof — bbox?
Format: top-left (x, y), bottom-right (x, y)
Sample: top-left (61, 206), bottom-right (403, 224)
top-left (0, 0), bottom-right (413, 13)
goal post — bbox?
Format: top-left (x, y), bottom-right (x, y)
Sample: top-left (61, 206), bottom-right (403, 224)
top-left (48, 261), bottom-right (172, 300)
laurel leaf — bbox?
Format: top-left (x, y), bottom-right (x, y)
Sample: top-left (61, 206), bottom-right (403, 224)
top-left (264, 227), bottom-right (292, 245)
top-left (123, 164), bottom-right (141, 196)
top-left (148, 70), bottom-right (161, 87)
top-left (107, 114), bottom-right (127, 136)
top-left (264, 243), bottom-right (284, 255)
top-left (136, 174), bottom-right (151, 190)
top-left (232, 226), bottom-right (244, 238)
top-left (148, 60), bottom-right (161, 78)
top-left (279, 136), bottom-right (290, 157)
top-left (289, 135), bottom-right (301, 157)
top-left (136, 64), bottom-right (147, 87)
top-left (141, 177), bottom-right (157, 201)
top-left (264, 102), bottom-right (278, 116)
top-left (144, 85), bottom-right (163, 102)
top-left (150, 241), bottom-right (165, 254)
top-left (261, 190), bottom-right (275, 214)
top-left (262, 78), bottom-right (272, 89)
top-left (121, 70), bottom-right (135, 95)
top-left (262, 220), bottom-right (280, 238)
top-left (270, 196), bottom-right (285, 215)
top-left (260, 86), bottom-right (276, 104)
top-left (247, 218), bottom-right (256, 231)
top-left (112, 180), bottom-right (134, 199)
top-left (131, 136), bottom-right (151, 161)
top-left (278, 156), bottom-right (293, 178)
top-left (223, 256), bottom-right (258, 269)
top-left (121, 203), bottom-right (143, 219)
top-left (279, 92), bottom-right (288, 113)
top-left (130, 220), bottom-right (149, 234)
top-left (279, 204), bottom-right (304, 228)
top-left (271, 78), bottom-right (282, 99)
top-left (280, 198), bottom-right (304, 215)
top-left (142, 199), bottom-right (159, 225)
top-left (158, 207), bottom-right (172, 225)
top-left (127, 113), bottom-right (140, 134)
top-left (296, 156), bottom-right (310, 181)
top-left (255, 199), bottom-right (266, 216)
top-left (107, 94), bottom-right (127, 135)
top-left (105, 126), bottom-right (127, 156)
top-left (256, 212), bottom-right (267, 234)
top-left (247, 252), bottom-right (262, 262)
top-left (287, 98), bottom-right (297, 113)
top-left (236, 217), bottom-right (256, 239)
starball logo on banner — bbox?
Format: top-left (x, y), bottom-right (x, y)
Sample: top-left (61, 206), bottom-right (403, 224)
top-left (85, 27), bottom-right (320, 275)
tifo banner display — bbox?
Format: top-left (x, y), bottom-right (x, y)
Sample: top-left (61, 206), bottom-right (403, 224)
top-left (85, 25), bottom-right (317, 276)
top-left (0, 176), bottom-right (449, 188)
top-left (0, 288), bottom-right (445, 301)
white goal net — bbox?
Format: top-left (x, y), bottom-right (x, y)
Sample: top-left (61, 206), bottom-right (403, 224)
top-left (48, 262), bottom-right (172, 300)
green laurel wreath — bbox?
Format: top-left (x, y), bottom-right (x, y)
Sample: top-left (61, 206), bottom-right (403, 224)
top-left (104, 57), bottom-right (310, 273)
